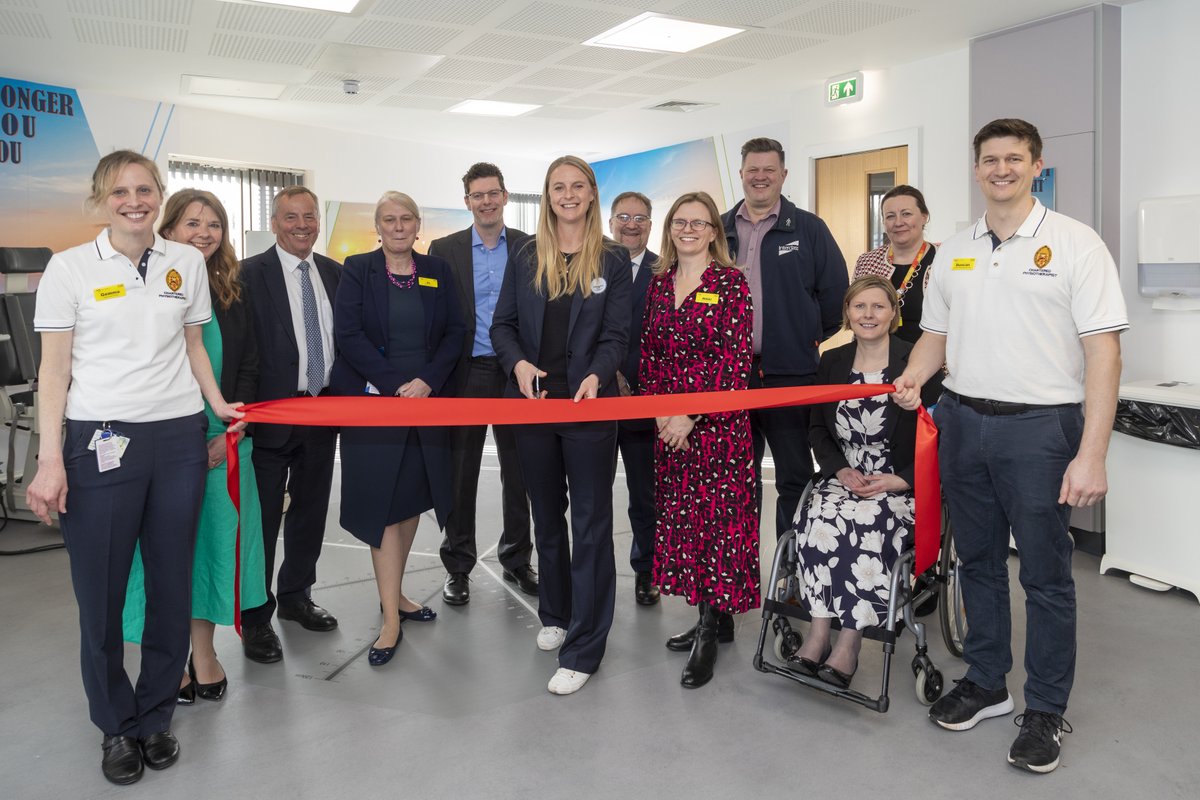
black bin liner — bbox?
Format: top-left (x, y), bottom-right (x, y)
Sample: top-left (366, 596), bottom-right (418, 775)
top-left (1112, 398), bottom-right (1200, 450)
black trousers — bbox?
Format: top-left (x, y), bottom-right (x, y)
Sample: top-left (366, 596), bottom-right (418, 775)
top-left (515, 420), bottom-right (617, 674)
top-left (441, 356), bottom-right (533, 573)
top-left (749, 370), bottom-right (816, 538)
top-left (245, 423), bottom-right (337, 625)
top-left (60, 412), bottom-right (207, 737)
top-left (614, 420), bottom-right (656, 573)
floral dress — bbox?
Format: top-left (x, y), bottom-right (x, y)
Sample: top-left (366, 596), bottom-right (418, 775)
top-left (639, 263), bottom-right (759, 614)
top-left (794, 369), bottom-right (913, 629)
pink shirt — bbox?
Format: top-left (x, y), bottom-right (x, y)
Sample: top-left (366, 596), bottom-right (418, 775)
top-left (734, 198), bottom-right (780, 354)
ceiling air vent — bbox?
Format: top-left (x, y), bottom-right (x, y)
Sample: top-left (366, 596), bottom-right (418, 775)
top-left (646, 99), bottom-right (714, 113)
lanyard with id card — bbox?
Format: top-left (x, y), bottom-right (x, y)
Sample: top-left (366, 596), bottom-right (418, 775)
top-left (89, 426), bottom-right (130, 472)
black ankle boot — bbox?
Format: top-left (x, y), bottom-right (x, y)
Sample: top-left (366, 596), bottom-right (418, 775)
top-left (680, 603), bottom-right (719, 688)
top-left (666, 610), bottom-right (735, 651)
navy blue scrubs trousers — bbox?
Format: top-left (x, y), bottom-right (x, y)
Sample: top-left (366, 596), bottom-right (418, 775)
top-left (59, 412), bottom-right (207, 737)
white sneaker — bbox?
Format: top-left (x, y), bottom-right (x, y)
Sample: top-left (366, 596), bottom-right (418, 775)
top-left (547, 668), bottom-right (590, 695)
top-left (536, 626), bottom-right (566, 651)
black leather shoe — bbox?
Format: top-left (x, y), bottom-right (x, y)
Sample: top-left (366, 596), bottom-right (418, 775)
top-left (503, 564), bottom-right (539, 596)
top-left (666, 612), bottom-right (735, 651)
top-left (242, 622), bottom-right (282, 663)
top-left (634, 572), bottom-right (660, 606)
top-left (138, 731), bottom-right (180, 771)
top-left (816, 662), bottom-right (857, 690)
top-left (101, 735), bottom-right (143, 785)
top-left (680, 604), bottom-right (719, 688)
top-left (368, 627), bottom-right (403, 667)
top-left (190, 655), bottom-right (228, 702)
top-left (278, 599), bottom-right (338, 631)
top-left (443, 572), bottom-right (470, 605)
top-left (786, 643), bottom-right (831, 678)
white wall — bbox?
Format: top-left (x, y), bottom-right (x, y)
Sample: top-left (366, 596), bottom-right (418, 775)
top-left (1119, 0), bottom-right (1200, 382)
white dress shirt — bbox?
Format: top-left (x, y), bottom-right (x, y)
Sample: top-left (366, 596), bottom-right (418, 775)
top-left (275, 244), bottom-right (335, 392)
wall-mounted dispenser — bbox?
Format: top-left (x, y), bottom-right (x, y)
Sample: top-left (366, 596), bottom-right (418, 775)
top-left (1139, 195), bottom-right (1200, 311)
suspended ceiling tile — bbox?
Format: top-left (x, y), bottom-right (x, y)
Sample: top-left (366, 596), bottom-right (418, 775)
top-left (306, 71), bottom-right (398, 93)
top-left (700, 30), bottom-right (824, 59)
top-left (602, 74), bottom-right (692, 95)
top-left (527, 106), bottom-right (604, 120)
top-left (344, 19), bottom-right (460, 53)
top-left (518, 66), bottom-right (611, 90)
top-left (647, 55), bottom-right (753, 79)
top-left (569, 92), bottom-right (642, 109)
top-left (0, 8), bottom-right (49, 37)
top-left (484, 86), bottom-right (571, 104)
top-left (369, 0), bottom-right (506, 25)
top-left (66, 0), bottom-right (192, 25)
top-left (778, 0), bottom-right (916, 37)
top-left (424, 57), bottom-right (526, 82)
top-left (497, 2), bottom-right (626, 40)
top-left (209, 31), bottom-right (315, 66)
top-left (456, 32), bottom-right (566, 62)
top-left (378, 94), bottom-right (461, 110)
top-left (664, 0), bottom-right (817, 26)
top-left (556, 46), bottom-right (666, 72)
top-left (398, 77), bottom-right (490, 97)
top-left (215, 2), bottom-right (334, 39)
top-left (290, 86), bottom-right (374, 104)
top-left (73, 17), bottom-right (188, 52)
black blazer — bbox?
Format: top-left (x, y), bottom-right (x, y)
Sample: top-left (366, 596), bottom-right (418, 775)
top-left (810, 337), bottom-right (941, 488)
top-left (241, 245), bottom-right (341, 448)
top-left (622, 248), bottom-right (657, 394)
top-left (490, 239), bottom-right (631, 399)
top-left (329, 249), bottom-right (465, 398)
top-left (427, 225), bottom-right (530, 393)
top-left (212, 284), bottom-right (258, 404)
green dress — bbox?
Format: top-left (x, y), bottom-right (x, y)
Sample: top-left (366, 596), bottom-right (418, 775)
top-left (123, 315), bottom-right (267, 641)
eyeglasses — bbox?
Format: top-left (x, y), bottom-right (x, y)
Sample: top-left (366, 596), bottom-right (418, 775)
top-left (466, 190), bottom-right (505, 202)
top-left (670, 218), bottom-right (715, 231)
top-left (613, 213), bottom-right (650, 225)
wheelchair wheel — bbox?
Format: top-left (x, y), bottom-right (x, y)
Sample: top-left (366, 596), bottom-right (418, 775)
top-left (915, 666), bottom-right (944, 705)
top-left (938, 506), bottom-right (967, 658)
top-left (772, 618), bottom-right (802, 662)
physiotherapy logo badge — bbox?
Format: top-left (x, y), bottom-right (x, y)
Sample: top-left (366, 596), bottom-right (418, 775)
top-left (1033, 245), bottom-right (1053, 269)
top-left (166, 269), bottom-right (182, 292)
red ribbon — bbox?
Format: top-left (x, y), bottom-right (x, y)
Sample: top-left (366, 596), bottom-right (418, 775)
top-left (224, 385), bottom-right (941, 635)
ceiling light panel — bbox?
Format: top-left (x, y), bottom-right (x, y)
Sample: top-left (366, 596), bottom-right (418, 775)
top-left (557, 46), bottom-right (666, 71)
top-left (344, 19), bottom-right (459, 52)
top-left (499, 2), bottom-right (627, 40)
top-left (457, 32), bottom-right (566, 62)
top-left (648, 55), bottom-right (753, 79)
top-left (585, 13), bottom-right (743, 54)
top-left (68, 0), bottom-right (192, 24)
top-left (701, 30), bottom-right (823, 60)
top-left (182, 74), bottom-right (286, 98)
top-left (209, 32), bottom-right (316, 65)
top-left (425, 58), bottom-right (525, 82)
top-left (664, 0), bottom-right (812, 26)
top-left (448, 99), bottom-right (539, 117)
top-left (518, 67), bottom-right (609, 90)
top-left (0, 9), bottom-right (50, 37)
top-left (779, 0), bottom-right (915, 37)
top-left (216, 3), bottom-right (334, 38)
top-left (369, 0), bottom-right (505, 25)
top-left (72, 18), bottom-right (188, 51)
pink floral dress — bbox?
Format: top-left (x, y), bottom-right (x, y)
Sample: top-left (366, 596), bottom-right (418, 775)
top-left (639, 263), bottom-right (759, 614)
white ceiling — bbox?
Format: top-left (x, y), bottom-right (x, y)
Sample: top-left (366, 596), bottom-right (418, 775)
top-left (1, 0), bottom-right (1105, 160)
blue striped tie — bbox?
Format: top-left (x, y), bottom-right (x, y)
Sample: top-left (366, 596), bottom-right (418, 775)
top-left (297, 260), bottom-right (324, 395)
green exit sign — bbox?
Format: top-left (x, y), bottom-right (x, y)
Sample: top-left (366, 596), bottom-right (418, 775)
top-left (825, 72), bottom-right (864, 106)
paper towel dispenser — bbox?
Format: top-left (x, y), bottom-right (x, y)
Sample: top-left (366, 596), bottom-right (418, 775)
top-left (1139, 195), bottom-right (1200, 310)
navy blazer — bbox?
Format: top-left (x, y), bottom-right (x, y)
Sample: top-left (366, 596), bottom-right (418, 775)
top-left (809, 337), bottom-right (941, 489)
top-left (329, 249), bottom-right (465, 398)
top-left (490, 239), bottom-right (631, 399)
top-left (427, 225), bottom-right (530, 394)
top-left (241, 245), bottom-right (341, 448)
top-left (622, 248), bottom-right (657, 394)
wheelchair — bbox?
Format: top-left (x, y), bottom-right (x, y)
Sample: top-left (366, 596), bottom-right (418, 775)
top-left (753, 484), bottom-right (967, 713)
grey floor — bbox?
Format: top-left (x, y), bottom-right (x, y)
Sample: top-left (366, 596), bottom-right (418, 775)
top-left (1, 446), bottom-right (1198, 800)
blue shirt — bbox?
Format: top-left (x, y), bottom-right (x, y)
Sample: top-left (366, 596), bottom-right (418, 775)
top-left (471, 226), bottom-right (507, 357)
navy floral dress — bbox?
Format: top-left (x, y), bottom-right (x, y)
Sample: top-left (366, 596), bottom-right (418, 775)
top-left (639, 263), bottom-right (759, 614)
top-left (794, 369), bottom-right (914, 629)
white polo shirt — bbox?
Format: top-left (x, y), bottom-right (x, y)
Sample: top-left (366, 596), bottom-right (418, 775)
top-left (34, 230), bottom-right (212, 421)
top-left (921, 199), bottom-right (1128, 405)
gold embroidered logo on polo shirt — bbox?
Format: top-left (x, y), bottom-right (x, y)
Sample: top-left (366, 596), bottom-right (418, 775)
top-left (166, 269), bottom-right (183, 292)
top-left (1033, 246), bottom-right (1052, 269)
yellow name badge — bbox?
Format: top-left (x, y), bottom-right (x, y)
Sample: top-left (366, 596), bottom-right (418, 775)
top-left (418, 277), bottom-right (438, 288)
top-left (694, 292), bottom-right (719, 305)
top-left (951, 258), bottom-right (976, 271)
top-left (93, 284), bottom-right (127, 301)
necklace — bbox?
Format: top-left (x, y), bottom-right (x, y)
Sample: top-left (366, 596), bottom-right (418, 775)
top-left (885, 241), bottom-right (928, 327)
top-left (386, 258), bottom-right (417, 289)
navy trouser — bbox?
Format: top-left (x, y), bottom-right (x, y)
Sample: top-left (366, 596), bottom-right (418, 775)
top-left (60, 412), bottom-right (207, 737)
top-left (614, 420), bottom-right (656, 574)
top-left (515, 420), bottom-right (617, 674)
top-left (934, 393), bottom-right (1083, 715)
top-left (749, 371), bottom-right (816, 538)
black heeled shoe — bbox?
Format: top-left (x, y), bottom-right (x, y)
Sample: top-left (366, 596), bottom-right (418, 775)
top-left (787, 643), bottom-right (832, 678)
top-left (176, 677), bottom-right (196, 706)
top-left (816, 660), bottom-right (858, 689)
top-left (189, 655), bottom-right (228, 702)
top-left (368, 627), bottom-right (403, 666)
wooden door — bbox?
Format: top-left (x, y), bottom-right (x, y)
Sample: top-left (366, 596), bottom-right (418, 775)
top-left (815, 145), bottom-right (907, 349)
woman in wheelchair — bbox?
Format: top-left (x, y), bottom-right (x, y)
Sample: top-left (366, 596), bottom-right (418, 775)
top-left (788, 276), bottom-right (940, 689)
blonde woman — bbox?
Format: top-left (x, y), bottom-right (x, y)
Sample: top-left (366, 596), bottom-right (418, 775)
top-left (490, 155), bottom-right (631, 695)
